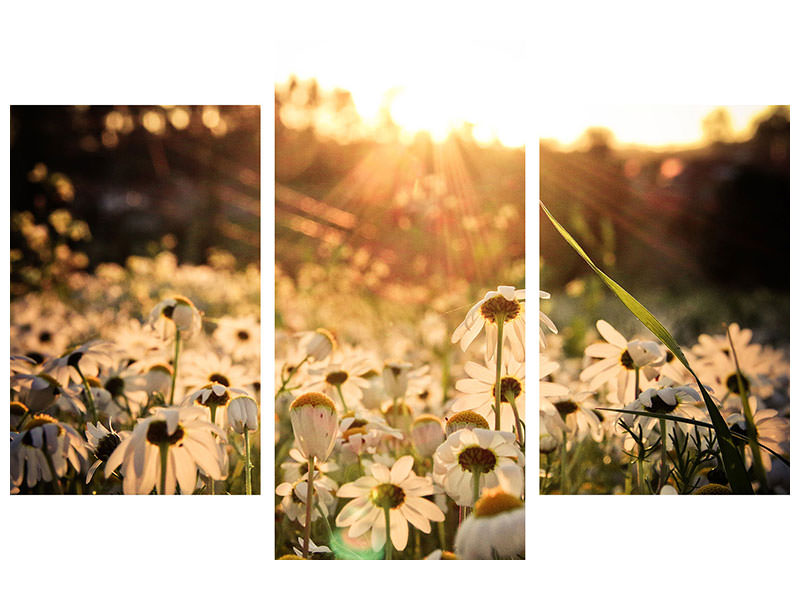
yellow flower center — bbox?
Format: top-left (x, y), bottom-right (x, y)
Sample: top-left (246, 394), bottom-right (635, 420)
top-left (694, 483), bottom-right (732, 495)
top-left (447, 410), bottom-right (489, 430)
top-left (370, 483), bottom-right (406, 509)
top-left (474, 488), bottom-right (523, 517)
top-left (290, 392), bottom-right (336, 412)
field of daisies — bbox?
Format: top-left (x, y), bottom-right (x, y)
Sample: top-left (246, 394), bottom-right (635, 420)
top-left (539, 206), bottom-right (790, 495)
top-left (275, 272), bottom-right (526, 559)
top-left (10, 243), bottom-right (261, 495)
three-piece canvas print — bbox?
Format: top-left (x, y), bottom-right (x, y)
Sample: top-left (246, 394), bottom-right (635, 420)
top-left (8, 96), bottom-right (790, 560)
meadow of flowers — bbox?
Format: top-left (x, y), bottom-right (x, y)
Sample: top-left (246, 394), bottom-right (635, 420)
top-left (275, 274), bottom-right (526, 559)
top-left (539, 206), bottom-right (790, 495)
top-left (10, 245), bottom-right (261, 495)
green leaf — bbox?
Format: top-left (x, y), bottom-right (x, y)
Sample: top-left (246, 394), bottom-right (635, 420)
top-left (541, 201), bottom-right (754, 494)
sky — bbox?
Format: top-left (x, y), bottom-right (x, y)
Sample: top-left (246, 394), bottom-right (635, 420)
top-left (276, 40), bottom-right (527, 147)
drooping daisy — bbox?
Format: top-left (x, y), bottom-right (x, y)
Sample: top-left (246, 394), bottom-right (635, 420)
top-left (433, 428), bottom-right (523, 507)
top-left (11, 414), bottom-right (88, 491)
top-left (451, 286), bottom-right (525, 363)
top-left (337, 411), bottom-right (403, 460)
top-left (580, 320), bottom-right (663, 405)
top-left (336, 455), bottom-right (445, 553)
top-left (382, 360), bottom-right (413, 400)
top-left (105, 406), bottom-right (226, 495)
top-left (148, 295), bottom-right (202, 340)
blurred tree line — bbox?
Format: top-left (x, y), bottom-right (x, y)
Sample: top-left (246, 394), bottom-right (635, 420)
top-left (540, 106), bottom-right (789, 346)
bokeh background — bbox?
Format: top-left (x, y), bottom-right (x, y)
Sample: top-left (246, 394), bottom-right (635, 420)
top-left (540, 106), bottom-right (789, 356)
top-left (10, 105), bottom-right (260, 299)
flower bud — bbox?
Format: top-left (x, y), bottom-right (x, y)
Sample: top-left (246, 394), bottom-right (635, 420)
top-left (303, 329), bottom-right (335, 362)
top-left (411, 414), bottom-right (445, 457)
top-left (289, 392), bottom-right (338, 461)
top-left (228, 395), bottom-right (259, 433)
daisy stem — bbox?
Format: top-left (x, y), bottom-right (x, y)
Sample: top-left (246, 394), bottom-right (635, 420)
top-left (506, 391), bottom-right (524, 449)
top-left (75, 364), bottom-right (98, 424)
top-left (169, 326), bottom-right (181, 406)
top-left (43, 451), bottom-right (63, 494)
top-left (158, 443), bottom-right (169, 495)
top-left (638, 452), bottom-right (647, 495)
top-left (471, 466), bottom-right (482, 505)
top-left (383, 506), bottom-right (392, 560)
top-left (208, 405), bottom-right (216, 495)
top-left (335, 384), bottom-right (349, 413)
top-left (437, 519), bottom-right (447, 551)
top-left (659, 418), bottom-right (668, 491)
top-left (243, 429), bottom-right (252, 495)
top-left (302, 455), bottom-right (315, 558)
top-left (634, 367), bottom-right (640, 398)
top-left (560, 430), bottom-right (569, 494)
top-left (494, 318), bottom-right (505, 431)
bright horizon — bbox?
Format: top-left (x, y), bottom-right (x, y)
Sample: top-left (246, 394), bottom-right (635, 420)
top-left (276, 40), bottom-right (526, 147)
top-left (539, 105), bottom-right (773, 150)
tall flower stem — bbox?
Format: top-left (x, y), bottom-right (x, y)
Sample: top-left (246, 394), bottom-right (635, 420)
top-left (638, 450), bottom-right (647, 495)
top-left (275, 354), bottom-right (309, 399)
top-left (75, 364), bottom-right (98, 424)
top-left (560, 430), bottom-right (569, 494)
top-left (335, 384), bottom-right (349, 413)
top-left (169, 326), bottom-right (181, 406)
top-left (493, 319), bottom-right (505, 430)
top-left (243, 429), bottom-right (252, 495)
top-left (302, 455), bottom-right (315, 558)
top-left (659, 418), bottom-right (669, 490)
top-left (158, 444), bottom-right (169, 495)
top-left (383, 506), bottom-right (393, 560)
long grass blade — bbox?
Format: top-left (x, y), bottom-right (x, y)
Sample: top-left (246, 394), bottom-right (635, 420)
top-left (541, 200), bottom-right (754, 494)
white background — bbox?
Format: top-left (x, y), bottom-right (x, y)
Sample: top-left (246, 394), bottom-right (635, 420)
top-left (1, 1), bottom-right (797, 598)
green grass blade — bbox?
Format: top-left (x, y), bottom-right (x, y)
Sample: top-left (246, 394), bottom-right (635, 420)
top-left (541, 201), bottom-right (754, 494)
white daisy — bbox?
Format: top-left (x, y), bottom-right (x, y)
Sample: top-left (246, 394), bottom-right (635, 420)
top-left (539, 290), bottom-right (558, 348)
top-left (451, 285), bottom-right (525, 363)
top-left (11, 414), bottom-right (87, 491)
top-left (336, 455), bottom-right (445, 552)
top-left (148, 295), bottom-right (202, 340)
top-left (105, 406), bottom-right (226, 494)
top-left (580, 320), bottom-right (663, 404)
top-left (452, 356), bottom-right (525, 434)
top-left (433, 428), bottom-right (523, 507)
